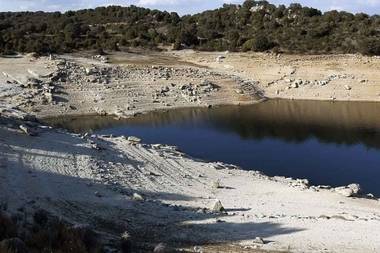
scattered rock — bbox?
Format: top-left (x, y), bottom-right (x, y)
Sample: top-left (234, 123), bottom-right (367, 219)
top-left (252, 237), bottom-right (265, 245)
top-left (194, 246), bottom-right (204, 253)
top-left (85, 67), bottom-right (97, 75)
top-left (291, 83), bottom-right (299, 88)
top-left (19, 124), bottom-right (37, 136)
top-left (290, 179), bottom-right (309, 189)
top-left (91, 143), bottom-right (103, 151)
top-left (212, 199), bottom-right (225, 213)
top-left (92, 55), bottom-right (109, 63)
top-left (43, 92), bottom-right (54, 104)
top-left (153, 243), bottom-right (168, 253)
top-left (216, 55), bottom-right (225, 63)
top-left (212, 180), bottom-right (222, 189)
top-left (120, 232), bottom-right (132, 253)
top-left (127, 136), bottom-right (141, 144)
top-left (344, 85), bottom-right (352, 90)
top-left (132, 193), bottom-right (144, 201)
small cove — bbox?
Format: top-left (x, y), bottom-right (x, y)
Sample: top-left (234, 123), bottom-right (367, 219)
top-left (45, 99), bottom-right (380, 196)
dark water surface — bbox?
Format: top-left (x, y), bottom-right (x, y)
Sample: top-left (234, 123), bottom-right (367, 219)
top-left (45, 99), bottom-right (380, 195)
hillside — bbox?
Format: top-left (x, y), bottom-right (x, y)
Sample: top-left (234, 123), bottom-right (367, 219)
top-left (0, 0), bottom-right (379, 55)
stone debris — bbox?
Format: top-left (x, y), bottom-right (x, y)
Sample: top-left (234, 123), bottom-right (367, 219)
top-left (291, 82), bottom-right (299, 89)
top-left (290, 179), bottom-right (309, 189)
top-left (20, 57), bottom-right (250, 116)
top-left (216, 55), bottom-right (226, 63)
top-left (278, 73), bottom-right (356, 89)
top-left (25, 77), bottom-right (42, 89)
top-left (94, 107), bottom-right (107, 116)
top-left (92, 55), bottom-right (109, 63)
top-left (236, 79), bottom-right (262, 97)
top-left (127, 136), bottom-right (141, 144)
top-left (19, 125), bottom-right (37, 136)
top-left (153, 243), bottom-right (168, 253)
top-left (194, 246), bottom-right (204, 253)
top-left (91, 143), bottom-right (104, 151)
top-left (252, 237), bottom-right (265, 245)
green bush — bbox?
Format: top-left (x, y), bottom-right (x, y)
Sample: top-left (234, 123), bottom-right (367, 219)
top-left (242, 36), bottom-right (275, 52)
top-left (359, 38), bottom-right (380, 55)
top-left (0, 1), bottom-right (378, 55)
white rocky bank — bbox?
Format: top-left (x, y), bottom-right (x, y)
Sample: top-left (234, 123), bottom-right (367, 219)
top-left (0, 114), bottom-right (379, 253)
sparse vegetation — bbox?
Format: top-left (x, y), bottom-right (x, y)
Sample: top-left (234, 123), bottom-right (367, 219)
top-left (0, 209), bottom-right (102, 253)
top-left (0, 0), bottom-right (379, 55)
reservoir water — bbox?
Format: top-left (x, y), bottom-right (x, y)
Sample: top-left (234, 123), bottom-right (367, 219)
top-left (46, 99), bottom-right (380, 196)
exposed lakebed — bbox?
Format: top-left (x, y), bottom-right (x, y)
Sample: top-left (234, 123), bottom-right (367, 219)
top-left (46, 99), bottom-right (380, 195)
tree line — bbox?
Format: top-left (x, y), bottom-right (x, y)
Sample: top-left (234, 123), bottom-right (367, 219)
top-left (0, 0), bottom-right (379, 55)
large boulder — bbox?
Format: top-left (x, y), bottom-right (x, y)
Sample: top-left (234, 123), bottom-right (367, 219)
top-left (212, 200), bottom-right (225, 213)
top-left (335, 184), bottom-right (361, 197)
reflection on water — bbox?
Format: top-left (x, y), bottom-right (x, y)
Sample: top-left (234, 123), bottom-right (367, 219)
top-left (45, 99), bottom-right (380, 195)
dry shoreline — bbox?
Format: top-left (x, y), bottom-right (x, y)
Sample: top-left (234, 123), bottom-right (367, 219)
top-left (1, 51), bottom-right (380, 252)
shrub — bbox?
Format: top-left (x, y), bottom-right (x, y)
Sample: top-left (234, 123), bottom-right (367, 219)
top-left (242, 36), bottom-right (275, 52)
top-left (0, 211), bottom-right (17, 241)
top-left (359, 38), bottom-right (380, 55)
top-left (251, 36), bottom-right (275, 52)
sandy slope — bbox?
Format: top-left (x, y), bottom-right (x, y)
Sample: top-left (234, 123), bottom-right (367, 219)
top-left (1, 52), bottom-right (380, 252)
top-left (176, 51), bottom-right (380, 102)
